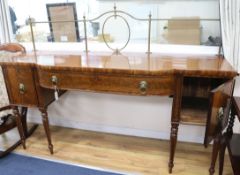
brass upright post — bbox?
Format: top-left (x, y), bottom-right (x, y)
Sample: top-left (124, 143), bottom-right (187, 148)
top-left (83, 15), bottom-right (88, 53)
top-left (147, 13), bottom-right (152, 54)
top-left (114, 3), bottom-right (117, 19)
top-left (29, 17), bottom-right (36, 52)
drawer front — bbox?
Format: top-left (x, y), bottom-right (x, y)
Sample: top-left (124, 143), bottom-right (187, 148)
top-left (4, 66), bottom-right (38, 106)
top-left (38, 70), bottom-right (174, 96)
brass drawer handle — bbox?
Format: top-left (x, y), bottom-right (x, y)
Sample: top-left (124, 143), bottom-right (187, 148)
top-left (139, 81), bottom-right (148, 95)
top-left (51, 75), bottom-right (59, 101)
top-left (19, 83), bottom-right (25, 94)
top-left (51, 75), bottom-right (58, 85)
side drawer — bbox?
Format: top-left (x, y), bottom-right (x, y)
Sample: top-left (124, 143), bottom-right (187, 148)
top-left (38, 69), bottom-right (174, 96)
top-left (3, 66), bottom-right (38, 106)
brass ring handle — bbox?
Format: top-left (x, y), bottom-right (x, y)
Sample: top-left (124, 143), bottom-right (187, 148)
top-left (217, 107), bottom-right (224, 121)
top-left (19, 83), bottom-right (25, 94)
top-left (139, 81), bottom-right (148, 95)
top-left (51, 75), bottom-right (58, 85)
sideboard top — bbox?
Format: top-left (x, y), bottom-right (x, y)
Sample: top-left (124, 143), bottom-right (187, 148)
top-left (0, 51), bottom-right (237, 78)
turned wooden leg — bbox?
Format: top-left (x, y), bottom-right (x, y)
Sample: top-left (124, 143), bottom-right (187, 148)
top-left (39, 108), bottom-right (53, 154)
top-left (209, 136), bottom-right (221, 175)
top-left (13, 107), bottom-right (26, 149)
top-left (168, 122), bottom-right (179, 174)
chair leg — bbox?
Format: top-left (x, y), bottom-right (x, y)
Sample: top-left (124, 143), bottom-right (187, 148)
top-left (20, 107), bottom-right (39, 138)
top-left (0, 107), bottom-right (38, 158)
top-left (13, 107), bottom-right (26, 149)
top-left (0, 140), bottom-right (22, 158)
top-left (20, 107), bottom-right (28, 136)
top-left (209, 136), bottom-right (221, 175)
top-left (219, 137), bottom-right (227, 175)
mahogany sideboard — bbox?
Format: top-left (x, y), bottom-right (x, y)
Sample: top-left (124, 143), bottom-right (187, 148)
top-left (0, 51), bottom-right (237, 173)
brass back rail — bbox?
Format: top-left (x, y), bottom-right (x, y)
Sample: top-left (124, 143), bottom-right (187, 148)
top-left (29, 5), bottom-right (220, 54)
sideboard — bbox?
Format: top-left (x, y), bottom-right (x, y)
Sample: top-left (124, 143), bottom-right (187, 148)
top-left (0, 51), bottom-right (237, 173)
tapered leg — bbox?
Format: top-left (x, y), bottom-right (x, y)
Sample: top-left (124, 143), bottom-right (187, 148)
top-left (39, 108), bottom-right (53, 154)
top-left (20, 107), bottom-right (39, 138)
top-left (209, 136), bottom-right (221, 175)
top-left (13, 107), bottom-right (26, 149)
top-left (168, 122), bottom-right (179, 173)
top-left (20, 107), bottom-right (28, 136)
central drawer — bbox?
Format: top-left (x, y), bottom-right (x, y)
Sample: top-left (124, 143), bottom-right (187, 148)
top-left (38, 69), bottom-right (174, 96)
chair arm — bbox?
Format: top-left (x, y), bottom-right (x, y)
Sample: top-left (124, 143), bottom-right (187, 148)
top-left (0, 105), bottom-right (13, 112)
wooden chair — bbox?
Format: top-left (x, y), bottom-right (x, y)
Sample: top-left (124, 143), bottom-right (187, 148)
top-left (203, 80), bottom-right (235, 175)
top-left (0, 43), bottom-right (37, 157)
top-left (217, 96), bottom-right (240, 175)
top-left (0, 43), bottom-right (26, 53)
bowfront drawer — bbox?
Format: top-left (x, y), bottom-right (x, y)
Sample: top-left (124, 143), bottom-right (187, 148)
top-left (3, 66), bottom-right (38, 106)
top-left (38, 70), bottom-right (174, 96)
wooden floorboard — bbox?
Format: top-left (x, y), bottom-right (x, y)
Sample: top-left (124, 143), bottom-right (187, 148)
top-left (0, 125), bottom-right (233, 175)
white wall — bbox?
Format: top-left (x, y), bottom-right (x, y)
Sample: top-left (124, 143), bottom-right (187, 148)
top-left (28, 91), bottom-right (206, 143)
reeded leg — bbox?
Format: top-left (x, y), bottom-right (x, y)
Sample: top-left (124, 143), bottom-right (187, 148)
top-left (168, 122), bottom-right (179, 174)
top-left (39, 108), bottom-right (53, 154)
top-left (13, 107), bottom-right (26, 149)
top-left (209, 136), bottom-right (221, 175)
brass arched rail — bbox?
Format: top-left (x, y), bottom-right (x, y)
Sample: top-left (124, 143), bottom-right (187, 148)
top-left (29, 4), bottom-right (220, 54)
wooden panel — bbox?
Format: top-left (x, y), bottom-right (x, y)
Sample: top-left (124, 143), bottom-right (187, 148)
top-left (204, 80), bottom-right (235, 147)
top-left (183, 77), bottom-right (226, 98)
top-left (3, 66), bottom-right (38, 106)
top-left (183, 78), bottom-right (212, 98)
top-left (38, 69), bottom-right (175, 96)
top-left (181, 77), bottom-right (227, 125)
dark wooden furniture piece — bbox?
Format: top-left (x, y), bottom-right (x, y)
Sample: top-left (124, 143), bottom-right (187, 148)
top-left (0, 43), bottom-right (38, 157)
top-left (215, 96), bottom-right (240, 175)
top-left (0, 50), bottom-right (237, 173)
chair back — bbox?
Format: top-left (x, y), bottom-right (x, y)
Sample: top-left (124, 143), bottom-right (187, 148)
top-left (0, 43), bottom-right (26, 53)
top-left (0, 43), bottom-right (26, 109)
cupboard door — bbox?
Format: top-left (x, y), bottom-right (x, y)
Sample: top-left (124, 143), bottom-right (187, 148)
top-left (204, 80), bottom-right (235, 147)
top-left (3, 66), bottom-right (38, 107)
